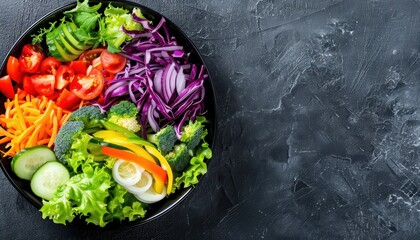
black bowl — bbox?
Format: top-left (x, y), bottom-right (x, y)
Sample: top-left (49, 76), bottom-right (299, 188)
top-left (0, 0), bottom-right (216, 229)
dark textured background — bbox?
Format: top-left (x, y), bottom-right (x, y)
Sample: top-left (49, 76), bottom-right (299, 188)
top-left (2, 0), bottom-right (420, 239)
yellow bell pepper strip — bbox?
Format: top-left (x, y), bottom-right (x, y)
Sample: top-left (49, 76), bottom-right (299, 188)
top-left (93, 131), bottom-right (155, 162)
top-left (102, 146), bottom-right (168, 184)
top-left (144, 146), bottom-right (174, 195)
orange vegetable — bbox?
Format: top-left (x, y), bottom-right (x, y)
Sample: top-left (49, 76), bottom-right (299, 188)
top-left (0, 91), bottom-right (71, 157)
top-left (101, 146), bottom-right (168, 184)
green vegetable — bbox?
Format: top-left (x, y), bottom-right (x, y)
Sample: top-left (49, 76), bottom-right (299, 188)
top-left (173, 140), bottom-right (212, 190)
top-left (40, 163), bottom-right (112, 226)
top-left (180, 116), bottom-right (205, 149)
top-left (101, 4), bottom-right (145, 53)
top-left (11, 146), bottom-right (57, 180)
top-left (173, 120), bottom-right (212, 190)
top-left (31, 161), bottom-right (70, 200)
top-left (165, 143), bottom-right (191, 172)
top-left (64, 0), bottom-right (102, 32)
top-left (40, 162), bottom-right (147, 226)
top-left (147, 125), bottom-right (177, 155)
top-left (107, 100), bottom-right (141, 133)
top-left (54, 120), bottom-right (85, 164)
top-left (68, 105), bottom-right (106, 130)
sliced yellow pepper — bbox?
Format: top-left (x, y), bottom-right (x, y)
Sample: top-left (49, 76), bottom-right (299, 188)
top-left (145, 146), bottom-right (173, 195)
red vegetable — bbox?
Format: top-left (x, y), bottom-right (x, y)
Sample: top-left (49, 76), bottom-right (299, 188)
top-left (55, 66), bottom-right (74, 90)
top-left (69, 60), bottom-right (87, 74)
top-left (56, 88), bottom-right (81, 110)
top-left (40, 57), bottom-right (61, 75)
top-left (7, 56), bottom-right (24, 83)
top-left (31, 74), bottom-right (55, 97)
top-left (100, 50), bottom-right (126, 74)
top-left (0, 75), bottom-right (15, 98)
top-left (23, 76), bottom-right (37, 96)
top-left (70, 68), bottom-right (104, 100)
top-left (19, 44), bottom-right (44, 73)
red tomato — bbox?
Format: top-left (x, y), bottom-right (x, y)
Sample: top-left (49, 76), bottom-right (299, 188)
top-left (91, 57), bottom-right (103, 71)
top-left (19, 44), bottom-right (44, 73)
top-left (79, 48), bottom-right (105, 65)
top-left (31, 74), bottom-right (55, 96)
top-left (40, 57), bottom-right (61, 74)
top-left (100, 50), bottom-right (126, 74)
top-left (0, 75), bottom-right (15, 98)
top-left (70, 68), bottom-right (104, 100)
top-left (23, 76), bottom-right (38, 96)
top-left (7, 56), bottom-right (24, 83)
top-left (68, 60), bottom-right (87, 74)
top-left (55, 66), bottom-right (75, 90)
top-left (102, 71), bottom-right (115, 82)
top-left (56, 89), bottom-right (82, 110)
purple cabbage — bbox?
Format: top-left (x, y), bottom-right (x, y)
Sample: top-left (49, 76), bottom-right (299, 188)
top-left (97, 16), bottom-right (208, 138)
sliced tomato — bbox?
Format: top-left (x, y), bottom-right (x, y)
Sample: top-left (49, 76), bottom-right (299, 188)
top-left (31, 74), bottom-right (55, 97)
top-left (102, 71), bottom-right (115, 82)
top-left (56, 89), bottom-right (81, 110)
top-left (19, 44), bottom-right (45, 73)
top-left (40, 57), bottom-right (61, 75)
top-left (100, 50), bottom-right (127, 74)
top-left (23, 76), bottom-right (38, 96)
top-left (68, 60), bottom-right (87, 74)
top-left (0, 75), bottom-right (15, 99)
top-left (55, 66), bottom-right (75, 90)
top-left (79, 48), bottom-right (105, 65)
top-left (70, 68), bottom-right (104, 100)
top-left (91, 57), bottom-right (103, 71)
top-left (7, 56), bottom-right (24, 83)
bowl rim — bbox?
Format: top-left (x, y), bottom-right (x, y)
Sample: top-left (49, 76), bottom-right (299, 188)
top-left (0, 0), bottom-right (217, 229)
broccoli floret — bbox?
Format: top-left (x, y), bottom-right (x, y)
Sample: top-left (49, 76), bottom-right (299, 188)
top-left (180, 120), bottom-right (204, 149)
top-left (165, 143), bottom-right (191, 172)
top-left (68, 106), bottom-right (106, 130)
top-left (147, 125), bottom-right (177, 155)
top-left (54, 121), bottom-right (85, 163)
top-left (107, 101), bottom-right (141, 132)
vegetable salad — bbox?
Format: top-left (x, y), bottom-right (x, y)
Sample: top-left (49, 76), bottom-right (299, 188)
top-left (0, 0), bottom-right (212, 227)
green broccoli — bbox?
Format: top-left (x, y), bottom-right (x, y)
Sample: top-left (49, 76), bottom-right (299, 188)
top-left (165, 143), bottom-right (191, 172)
top-left (54, 121), bottom-right (85, 163)
top-left (68, 106), bottom-right (106, 130)
top-left (147, 125), bottom-right (177, 155)
top-left (180, 120), bottom-right (204, 149)
top-left (107, 101), bottom-right (141, 132)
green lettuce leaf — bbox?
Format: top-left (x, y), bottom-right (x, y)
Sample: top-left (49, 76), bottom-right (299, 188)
top-left (40, 163), bottom-right (112, 227)
top-left (66, 132), bottom-right (94, 173)
top-left (173, 128), bottom-right (212, 190)
top-left (101, 4), bottom-right (146, 53)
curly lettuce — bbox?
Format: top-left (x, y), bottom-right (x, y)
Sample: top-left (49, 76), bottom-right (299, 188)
top-left (173, 128), bottom-right (212, 191)
top-left (101, 4), bottom-right (146, 53)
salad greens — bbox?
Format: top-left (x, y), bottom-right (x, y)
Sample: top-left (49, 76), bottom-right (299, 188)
top-left (9, 0), bottom-right (213, 227)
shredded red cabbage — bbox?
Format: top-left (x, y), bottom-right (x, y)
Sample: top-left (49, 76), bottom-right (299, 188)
top-left (96, 16), bottom-right (208, 138)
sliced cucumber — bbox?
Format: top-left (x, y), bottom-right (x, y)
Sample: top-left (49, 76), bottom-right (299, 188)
top-left (30, 161), bottom-right (70, 200)
top-left (11, 146), bottom-right (57, 180)
top-left (62, 23), bottom-right (91, 51)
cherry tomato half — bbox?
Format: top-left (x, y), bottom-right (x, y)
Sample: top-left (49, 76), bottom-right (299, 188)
top-left (100, 50), bottom-right (126, 74)
top-left (70, 68), bottom-right (104, 100)
top-left (40, 57), bottom-right (61, 75)
top-left (79, 48), bottom-right (105, 65)
top-left (31, 74), bottom-right (55, 97)
top-left (56, 88), bottom-right (82, 111)
top-left (68, 60), bottom-right (87, 74)
top-left (0, 75), bottom-right (15, 99)
top-left (23, 76), bottom-right (38, 96)
top-left (55, 66), bottom-right (75, 90)
top-left (19, 44), bottom-right (45, 73)
top-left (7, 56), bottom-right (24, 83)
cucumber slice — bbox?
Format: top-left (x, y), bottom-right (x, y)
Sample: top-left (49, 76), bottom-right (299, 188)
top-left (30, 161), bottom-right (70, 200)
top-left (62, 23), bottom-right (91, 51)
top-left (11, 146), bottom-right (57, 180)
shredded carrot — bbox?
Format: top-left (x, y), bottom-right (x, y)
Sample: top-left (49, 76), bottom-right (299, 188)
top-left (0, 93), bottom-right (71, 157)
